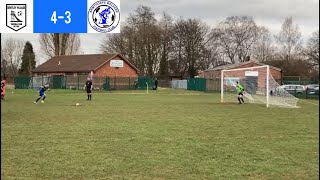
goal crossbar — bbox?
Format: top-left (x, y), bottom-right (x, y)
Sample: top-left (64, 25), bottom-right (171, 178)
top-left (221, 65), bottom-right (268, 72)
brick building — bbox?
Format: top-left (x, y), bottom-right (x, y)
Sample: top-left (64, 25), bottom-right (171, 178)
top-left (32, 53), bottom-right (139, 77)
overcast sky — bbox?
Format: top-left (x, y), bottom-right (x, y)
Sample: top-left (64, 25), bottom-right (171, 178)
top-left (1, 0), bottom-right (319, 65)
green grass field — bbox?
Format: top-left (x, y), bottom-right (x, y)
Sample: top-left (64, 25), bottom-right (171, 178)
top-left (1, 89), bottom-right (319, 179)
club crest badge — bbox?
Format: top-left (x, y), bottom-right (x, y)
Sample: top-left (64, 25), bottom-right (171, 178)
top-left (88, 0), bottom-right (120, 33)
top-left (6, 4), bottom-right (27, 31)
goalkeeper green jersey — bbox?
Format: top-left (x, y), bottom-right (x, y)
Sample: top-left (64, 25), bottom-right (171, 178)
top-left (236, 84), bottom-right (244, 93)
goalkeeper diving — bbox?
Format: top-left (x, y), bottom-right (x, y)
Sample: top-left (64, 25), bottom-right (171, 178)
top-left (236, 81), bottom-right (245, 104)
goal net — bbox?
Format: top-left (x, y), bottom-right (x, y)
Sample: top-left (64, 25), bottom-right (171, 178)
top-left (29, 76), bottom-right (51, 89)
top-left (221, 65), bottom-right (299, 108)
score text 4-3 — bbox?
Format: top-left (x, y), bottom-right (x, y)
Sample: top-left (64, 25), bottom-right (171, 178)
top-left (51, 11), bottom-right (71, 24)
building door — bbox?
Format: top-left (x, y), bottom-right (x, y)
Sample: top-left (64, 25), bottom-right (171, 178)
top-left (245, 76), bottom-right (258, 94)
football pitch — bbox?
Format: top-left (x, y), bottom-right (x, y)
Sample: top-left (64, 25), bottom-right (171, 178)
top-left (1, 89), bottom-right (319, 179)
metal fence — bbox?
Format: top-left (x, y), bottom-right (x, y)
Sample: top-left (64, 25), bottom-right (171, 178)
top-left (14, 76), bottom-right (156, 90)
top-left (171, 80), bottom-right (188, 89)
top-left (12, 76), bottom-right (320, 99)
top-left (288, 89), bottom-right (319, 99)
top-left (175, 78), bottom-right (220, 92)
top-left (30, 76), bottom-right (51, 89)
top-left (283, 80), bottom-right (319, 85)
top-left (206, 79), bottom-right (221, 92)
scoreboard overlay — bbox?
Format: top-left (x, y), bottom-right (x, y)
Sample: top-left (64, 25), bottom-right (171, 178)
top-left (0, 0), bottom-right (120, 33)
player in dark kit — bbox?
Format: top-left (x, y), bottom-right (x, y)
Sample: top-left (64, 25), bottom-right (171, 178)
top-left (154, 78), bottom-right (158, 90)
top-left (85, 77), bottom-right (93, 100)
top-left (34, 84), bottom-right (49, 104)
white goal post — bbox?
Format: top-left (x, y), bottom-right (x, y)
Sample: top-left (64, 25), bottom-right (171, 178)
top-left (221, 65), bottom-right (299, 108)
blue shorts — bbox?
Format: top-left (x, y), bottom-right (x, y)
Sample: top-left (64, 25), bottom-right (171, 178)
top-left (39, 93), bottom-right (45, 97)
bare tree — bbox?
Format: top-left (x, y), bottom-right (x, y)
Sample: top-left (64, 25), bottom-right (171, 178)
top-left (1, 38), bottom-right (7, 79)
top-left (1, 38), bottom-right (24, 77)
top-left (274, 17), bottom-right (303, 61)
top-left (304, 30), bottom-right (319, 67)
top-left (171, 18), bottom-right (209, 77)
top-left (100, 22), bottom-right (138, 68)
top-left (201, 39), bottom-right (224, 69)
top-left (158, 12), bottom-right (174, 77)
top-left (252, 27), bottom-right (276, 62)
top-left (210, 26), bottom-right (238, 64)
top-left (100, 5), bottom-right (161, 76)
top-left (211, 16), bottom-right (261, 64)
top-left (206, 30), bottom-right (228, 67)
top-left (39, 33), bottom-right (81, 58)
top-left (170, 19), bottom-right (186, 76)
top-left (100, 33), bottom-right (126, 54)
top-left (66, 34), bottom-right (81, 55)
top-left (130, 5), bottom-right (161, 76)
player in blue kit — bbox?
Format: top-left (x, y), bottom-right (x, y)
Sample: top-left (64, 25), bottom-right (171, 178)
top-left (34, 84), bottom-right (50, 104)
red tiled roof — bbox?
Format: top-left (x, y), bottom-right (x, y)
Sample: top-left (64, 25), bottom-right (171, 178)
top-left (32, 53), bottom-right (138, 73)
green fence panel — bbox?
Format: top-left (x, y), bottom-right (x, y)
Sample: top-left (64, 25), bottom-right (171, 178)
top-left (187, 78), bottom-right (195, 90)
top-left (188, 78), bottom-right (195, 91)
top-left (104, 77), bottom-right (110, 90)
top-left (137, 77), bottom-right (154, 90)
top-left (14, 76), bottom-right (31, 89)
top-left (52, 75), bottom-right (66, 89)
top-left (187, 78), bottom-right (207, 92)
